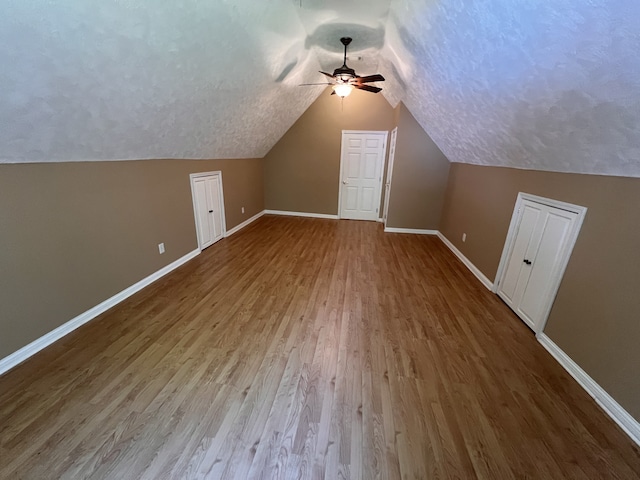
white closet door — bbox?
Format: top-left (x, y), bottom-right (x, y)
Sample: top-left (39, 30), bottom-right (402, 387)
top-left (190, 172), bottom-right (226, 250)
top-left (193, 178), bottom-right (215, 248)
top-left (517, 208), bottom-right (576, 328)
top-left (497, 196), bottom-right (583, 333)
top-left (207, 176), bottom-right (223, 244)
top-left (499, 202), bottom-right (543, 306)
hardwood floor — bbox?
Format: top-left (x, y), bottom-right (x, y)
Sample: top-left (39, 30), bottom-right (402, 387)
top-left (1, 215), bottom-right (639, 479)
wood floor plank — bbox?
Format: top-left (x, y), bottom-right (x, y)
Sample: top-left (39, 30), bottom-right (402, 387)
top-left (1, 216), bottom-right (639, 479)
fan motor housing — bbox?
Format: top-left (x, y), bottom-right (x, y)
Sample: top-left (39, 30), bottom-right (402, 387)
top-left (333, 65), bottom-right (356, 80)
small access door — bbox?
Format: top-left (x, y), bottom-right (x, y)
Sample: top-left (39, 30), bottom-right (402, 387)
top-left (190, 172), bottom-right (226, 250)
top-left (338, 130), bottom-right (387, 221)
top-left (496, 193), bottom-right (586, 333)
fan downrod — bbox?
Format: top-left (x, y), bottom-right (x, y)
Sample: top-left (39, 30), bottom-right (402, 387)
top-left (334, 37), bottom-right (355, 78)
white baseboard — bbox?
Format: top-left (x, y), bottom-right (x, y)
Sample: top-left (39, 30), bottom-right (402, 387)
top-left (384, 227), bottom-right (438, 235)
top-left (436, 232), bottom-right (493, 290)
top-left (537, 334), bottom-right (640, 447)
top-left (225, 210), bottom-right (265, 237)
top-left (264, 210), bottom-right (339, 220)
top-left (0, 248), bottom-right (200, 376)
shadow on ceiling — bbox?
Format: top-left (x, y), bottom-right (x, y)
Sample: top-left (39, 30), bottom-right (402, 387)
top-left (305, 23), bottom-right (385, 52)
top-left (275, 60), bottom-right (299, 83)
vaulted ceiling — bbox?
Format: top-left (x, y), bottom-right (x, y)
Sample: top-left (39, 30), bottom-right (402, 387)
top-left (2, 1), bottom-right (639, 177)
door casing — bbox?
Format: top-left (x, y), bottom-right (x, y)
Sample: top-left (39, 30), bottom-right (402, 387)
top-left (382, 127), bottom-right (398, 227)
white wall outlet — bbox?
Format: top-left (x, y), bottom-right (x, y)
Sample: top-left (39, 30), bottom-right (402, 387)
top-left (158, 242), bottom-right (165, 254)
top-left (462, 233), bottom-right (467, 242)
top-left (241, 206), bottom-right (245, 214)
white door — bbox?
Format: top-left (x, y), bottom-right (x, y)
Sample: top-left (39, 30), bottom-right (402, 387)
top-left (496, 195), bottom-right (586, 333)
top-left (382, 127), bottom-right (398, 227)
top-left (190, 172), bottom-right (225, 250)
top-left (339, 131), bottom-right (387, 221)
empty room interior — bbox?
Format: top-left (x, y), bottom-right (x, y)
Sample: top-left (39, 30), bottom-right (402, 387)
top-left (1, 1), bottom-right (640, 479)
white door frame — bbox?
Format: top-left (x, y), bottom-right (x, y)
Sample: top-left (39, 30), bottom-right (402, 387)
top-left (382, 127), bottom-right (398, 226)
top-left (337, 130), bottom-right (388, 220)
top-left (189, 171), bottom-right (227, 250)
top-left (494, 192), bottom-right (587, 335)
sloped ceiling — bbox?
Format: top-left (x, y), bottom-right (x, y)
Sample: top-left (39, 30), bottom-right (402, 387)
top-left (1, 1), bottom-right (639, 177)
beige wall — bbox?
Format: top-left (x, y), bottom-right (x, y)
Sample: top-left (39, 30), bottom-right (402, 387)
top-left (0, 158), bottom-right (263, 359)
top-left (440, 163), bottom-right (640, 420)
top-left (264, 88), bottom-right (396, 215)
top-left (386, 104), bottom-right (450, 230)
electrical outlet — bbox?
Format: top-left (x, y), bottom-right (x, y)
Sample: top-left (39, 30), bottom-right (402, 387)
top-left (241, 207), bottom-right (245, 214)
top-left (462, 233), bottom-right (467, 242)
top-left (158, 243), bottom-right (165, 254)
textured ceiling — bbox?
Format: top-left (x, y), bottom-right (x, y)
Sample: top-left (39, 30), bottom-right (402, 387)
top-left (389, 0), bottom-right (640, 178)
top-left (1, 1), bottom-right (639, 177)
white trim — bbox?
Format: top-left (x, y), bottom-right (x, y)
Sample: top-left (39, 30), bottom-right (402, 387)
top-left (0, 249), bottom-right (200, 376)
top-left (516, 193), bottom-right (587, 215)
top-left (225, 210), bottom-right (265, 237)
top-left (264, 210), bottom-right (339, 220)
top-left (537, 334), bottom-right (640, 447)
top-left (341, 129), bottom-right (389, 135)
top-left (437, 232), bottom-right (494, 290)
top-left (384, 227), bottom-right (437, 235)
top-left (377, 217), bottom-right (384, 223)
top-left (383, 127), bottom-right (398, 227)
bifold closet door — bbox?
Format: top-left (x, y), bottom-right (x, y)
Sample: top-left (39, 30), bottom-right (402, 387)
top-left (497, 200), bottom-right (579, 332)
top-left (192, 174), bottom-right (224, 250)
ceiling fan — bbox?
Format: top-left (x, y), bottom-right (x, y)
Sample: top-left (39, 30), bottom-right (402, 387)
top-left (300, 37), bottom-right (385, 98)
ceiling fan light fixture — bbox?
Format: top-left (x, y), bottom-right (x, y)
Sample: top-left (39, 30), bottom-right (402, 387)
top-left (332, 84), bottom-right (354, 98)
top-left (300, 37), bottom-right (384, 98)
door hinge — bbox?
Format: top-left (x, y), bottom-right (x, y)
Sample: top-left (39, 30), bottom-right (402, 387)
top-left (376, 208), bottom-right (379, 213)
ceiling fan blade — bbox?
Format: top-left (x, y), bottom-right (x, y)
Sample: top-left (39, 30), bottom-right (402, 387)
top-left (355, 84), bottom-right (382, 93)
top-left (354, 74), bottom-right (386, 84)
top-left (299, 82), bottom-right (333, 86)
top-left (319, 71), bottom-right (336, 79)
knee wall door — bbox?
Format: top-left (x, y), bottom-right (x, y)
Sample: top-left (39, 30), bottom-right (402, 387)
top-left (190, 172), bottom-right (225, 250)
top-left (496, 194), bottom-right (586, 333)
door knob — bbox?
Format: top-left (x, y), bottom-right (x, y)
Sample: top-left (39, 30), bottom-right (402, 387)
top-left (342, 180), bottom-right (348, 184)
top-left (523, 259), bottom-right (532, 265)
